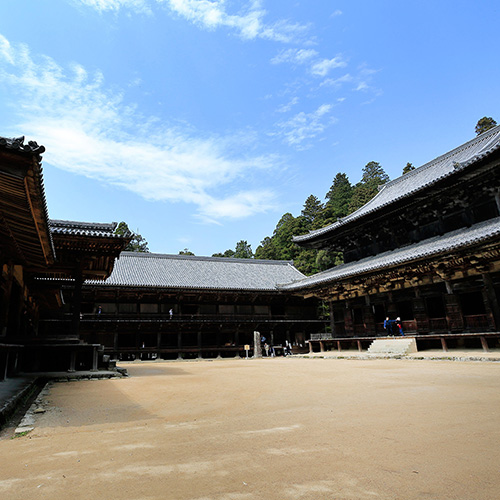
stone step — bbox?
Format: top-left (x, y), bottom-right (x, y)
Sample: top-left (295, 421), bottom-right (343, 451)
top-left (367, 337), bottom-right (417, 355)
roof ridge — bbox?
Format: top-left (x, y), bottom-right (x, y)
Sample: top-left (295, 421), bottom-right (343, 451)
top-left (120, 251), bottom-right (295, 265)
top-left (294, 125), bottom-right (500, 243)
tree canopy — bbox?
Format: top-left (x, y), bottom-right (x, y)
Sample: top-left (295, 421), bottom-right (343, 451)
top-left (253, 161), bottom-right (390, 275)
top-left (212, 240), bottom-right (253, 259)
top-left (475, 116), bottom-right (497, 135)
top-left (114, 222), bottom-right (149, 252)
top-left (402, 162), bottom-right (415, 175)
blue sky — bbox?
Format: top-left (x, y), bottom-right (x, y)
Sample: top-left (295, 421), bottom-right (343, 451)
top-left (0, 1), bottom-right (498, 256)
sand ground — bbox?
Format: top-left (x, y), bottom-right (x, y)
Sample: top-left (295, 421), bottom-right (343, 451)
top-left (1, 357), bottom-right (499, 500)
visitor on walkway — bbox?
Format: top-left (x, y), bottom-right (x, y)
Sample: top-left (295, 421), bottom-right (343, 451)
top-left (396, 317), bottom-right (404, 336)
top-left (383, 317), bottom-right (394, 335)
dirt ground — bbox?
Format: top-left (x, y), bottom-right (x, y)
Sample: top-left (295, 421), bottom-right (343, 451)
top-left (1, 357), bottom-right (500, 500)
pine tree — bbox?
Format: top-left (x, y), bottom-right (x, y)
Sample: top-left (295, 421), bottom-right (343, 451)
top-left (114, 222), bottom-right (149, 252)
top-left (475, 116), bottom-right (497, 135)
top-left (402, 162), bottom-right (415, 175)
top-left (324, 172), bottom-right (353, 223)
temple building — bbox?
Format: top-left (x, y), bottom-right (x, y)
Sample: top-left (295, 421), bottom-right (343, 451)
top-left (284, 125), bottom-right (500, 352)
top-left (68, 252), bottom-right (324, 360)
top-left (0, 136), bottom-right (129, 377)
top-left (2, 125), bottom-right (500, 377)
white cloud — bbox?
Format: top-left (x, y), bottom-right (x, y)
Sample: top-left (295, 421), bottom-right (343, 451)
top-left (74, 0), bottom-right (308, 42)
top-left (276, 96), bottom-right (299, 113)
top-left (272, 103), bottom-right (336, 149)
top-left (319, 73), bottom-right (353, 88)
top-left (271, 48), bottom-right (318, 65)
top-left (76, 0), bottom-right (152, 14)
top-left (310, 56), bottom-right (346, 76)
top-left (0, 34), bottom-right (278, 220)
top-left (164, 0), bottom-right (309, 42)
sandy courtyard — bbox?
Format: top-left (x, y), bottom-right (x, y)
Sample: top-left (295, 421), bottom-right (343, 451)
top-left (1, 357), bottom-right (500, 500)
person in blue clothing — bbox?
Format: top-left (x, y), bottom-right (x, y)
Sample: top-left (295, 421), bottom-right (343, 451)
top-left (383, 316), bottom-right (394, 335)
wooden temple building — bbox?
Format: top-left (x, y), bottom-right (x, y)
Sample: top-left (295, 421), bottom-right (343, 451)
top-left (64, 252), bottom-right (324, 360)
top-left (285, 125), bottom-right (500, 352)
top-left (0, 136), bottom-right (129, 378)
top-left (2, 124), bottom-right (500, 377)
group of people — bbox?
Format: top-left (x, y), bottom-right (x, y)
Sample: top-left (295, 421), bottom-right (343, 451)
top-left (261, 337), bottom-right (293, 357)
top-left (383, 317), bottom-right (404, 336)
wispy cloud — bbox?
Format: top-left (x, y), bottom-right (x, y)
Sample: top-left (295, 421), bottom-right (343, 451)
top-left (0, 34), bottom-right (278, 220)
top-left (320, 73), bottom-right (353, 88)
top-left (271, 47), bottom-right (346, 78)
top-left (76, 0), bottom-right (153, 14)
top-left (310, 56), bottom-right (346, 76)
top-left (272, 103), bottom-right (336, 150)
top-left (74, 0), bottom-right (309, 42)
top-left (276, 96), bottom-right (299, 113)
top-left (271, 48), bottom-right (318, 65)
top-left (164, 0), bottom-right (309, 42)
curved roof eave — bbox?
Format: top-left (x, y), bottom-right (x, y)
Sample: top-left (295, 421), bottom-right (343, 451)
top-left (293, 125), bottom-right (500, 245)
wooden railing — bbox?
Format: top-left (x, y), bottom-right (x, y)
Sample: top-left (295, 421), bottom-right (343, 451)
top-left (464, 314), bottom-right (489, 331)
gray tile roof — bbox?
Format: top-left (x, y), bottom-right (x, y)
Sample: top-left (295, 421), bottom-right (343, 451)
top-left (0, 135), bottom-right (45, 155)
top-left (50, 220), bottom-right (120, 238)
top-left (294, 125), bottom-right (500, 244)
top-left (282, 217), bottom-right (500, 291)
top-left (88, 253), bottom-right (306, 291)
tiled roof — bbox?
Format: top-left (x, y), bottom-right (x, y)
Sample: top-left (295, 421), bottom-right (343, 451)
top-left (294, 125), bottom-right (500, 244)
top-left (50, 220), bottom-right (120, 238)
top-left (0, 135), bottom-right (55, 264)
top-left (282, 217), bottom-right (500, 291)
top-left (88, 252), bottom-right (305, 291)
top-left (0, 135), bottom-right (45, 155)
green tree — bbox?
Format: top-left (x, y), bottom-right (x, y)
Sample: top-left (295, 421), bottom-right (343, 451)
top-left (402, 162), bottom-right (415, 175)
top-left (179, 248), bottom-right (195, 255)
top-left (361, 161), bottom-right (390, 185)
top-left (254, 236), bottom-right (279, 260)
top-left (475, 116), bottom-right (497, 135)
top-left (114, 221), bottom-right (149, 252)
top-left (301, 195), bottom-right (324, 227)
top-left (212, 249), bottom-right (236, 258)
top-left (349, 161), bottom-right (389, 213)
top-left (324, 172), bottom-right (353, 223)
top-left (234, 240), bottom-right (253, 259)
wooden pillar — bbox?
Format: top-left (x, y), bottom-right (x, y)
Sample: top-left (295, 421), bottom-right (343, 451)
top-left (386, 291), bottom-right (397, 318)
top-left (443, 281), bottom-right (464, 332)
top-left (343, 301), bottom-right (354, 337)
top-left (71, 263), bottom-right (84, 339)
top-left (177, 326), bottom-right (182, 360)
top-left (329, 302), bottom-right (336, 336)
top-left (357, 340), bottom-right (362, 352)
top-left (234, 326), bottom-right (240, 358)
top-left (308, 341), bottom-right (313, 354)
top-left (413, 292), bottom-right (429, 334)
top-left (337, 340), bottom-right (341, 352)
top-left (319, 341), bottom-right (324, 352)
top-left (480, 336), bottom-right (489, 352)
top-left (363, 295), bottom-right (376, 336)
top-left (91, 346), bottom-right (99, 371)
top-left (482, 273), bottom-right (500, 331)
top-left (197, 328), bottom-right (203, 359)
top-left (440, 337), bottom-right (448, 352)
top-left (68, 350), bottom-right (76, 372)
